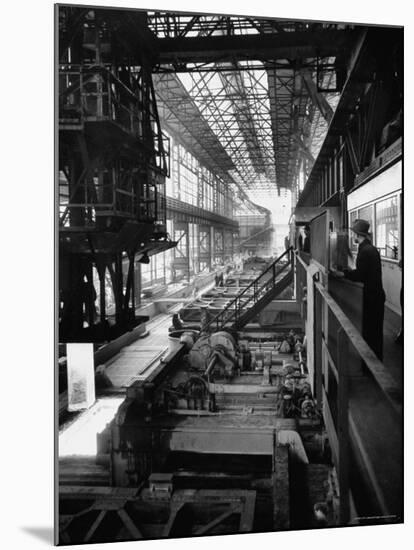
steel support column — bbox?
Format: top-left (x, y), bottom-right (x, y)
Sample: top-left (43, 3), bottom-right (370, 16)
top-left (199, 224), bottom-right (212, 271)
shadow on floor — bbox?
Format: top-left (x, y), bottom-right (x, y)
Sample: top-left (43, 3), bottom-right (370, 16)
top-left (21, 527), bottom-right (54, 545)
top-left (382, 306), bottom-right (403, 391)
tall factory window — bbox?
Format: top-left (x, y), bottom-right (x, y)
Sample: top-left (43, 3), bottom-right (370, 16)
top-left (141, 261), bottom-right (151, 288)
top-left (163, 220), bottom-right (174, 283)
top-left (206, 181), bottom-right (214, 211)
top-left (165, 170), bottom-right (173, 197)
top-left (140, 254), bottom-right (166, 289)
top-left (180, 163), bottom-right (197, 205)
top-left (375, 195), bottom-right (399, 259)
top-left (217, 189), bottom-right (224, 216)
top-left (167, 136), bottom-right (234, 219)
top-left (155, 253), bottom-right (165, 283)
top-left (188, 223), bottom-right (199, 275)
top-left (175, 228), bottom-right (188, 256)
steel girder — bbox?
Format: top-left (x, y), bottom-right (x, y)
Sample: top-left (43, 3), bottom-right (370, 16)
top-left (153, 70), bottom-right (274, 213)
top-left (267, 63), bottom-right (305, 191)
top-left (147, 13), bottom-right (348, 39)
top-left (62, 9), bottom-right (356, 205)
top-left (183, 67), bottom-right (276, 191)
top-left (148, 15), bottom-right (350, 198)
top-left (150, 19), bottom-right (355, 66)
top-left (218, 68), bottom-right (275, 184)
top-left (153, 72), bottom-right (235, 179)
top-left (166, 196), bottom-right (238, 229)
top-left (267, 58), bottom-right (341, 192)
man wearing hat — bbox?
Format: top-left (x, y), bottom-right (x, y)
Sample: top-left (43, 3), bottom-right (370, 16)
top-left (332, 219), bottom-right (386, 360)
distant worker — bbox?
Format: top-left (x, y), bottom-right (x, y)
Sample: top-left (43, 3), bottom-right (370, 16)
top-left (303, 225), bottom-right (311, 253)
top-left (81, 278), bottom-right (97, 325)
top-left (284, 235), bottom-right (290, 251)
top-left (331, 219), bottom-right (385, 360)
top-left (298, 231), bottom-right (303, 251)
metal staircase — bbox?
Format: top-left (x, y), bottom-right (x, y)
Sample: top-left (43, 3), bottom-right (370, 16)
top-left (206, 247), bottom-right (294, 331)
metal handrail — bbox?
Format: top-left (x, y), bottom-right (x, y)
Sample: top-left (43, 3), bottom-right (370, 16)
top-left (295, 255), bottom-right (402, 523)
top-left (296, 252), bottom-right (402, 415)
top-left (233, 260), bottom-right (291, 315)
top-left (314, 281), bottom-right (402, 416)
top-left (205, 247), bottom-right (293, 331)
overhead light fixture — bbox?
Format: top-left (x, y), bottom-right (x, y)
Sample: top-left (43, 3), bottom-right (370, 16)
top-left (138, 252), bottom-right (150, 264)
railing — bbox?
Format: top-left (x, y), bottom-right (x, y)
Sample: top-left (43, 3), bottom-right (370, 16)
top-left (296, 254), bottom-right (402, 525)
top-left (59, 64), bottom-right (170, 229)
top-left (59, 64), bottom-right (170, 176)
top-left (205, 247), bottom-right (294, 331)
top-left (59, 171), bottom-right (162, 227)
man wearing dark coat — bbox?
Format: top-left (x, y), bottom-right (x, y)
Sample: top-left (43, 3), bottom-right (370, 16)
top-left (303, 225), bottom-right (311, 253)
top-left (333, 219), bottom-right (385, 360)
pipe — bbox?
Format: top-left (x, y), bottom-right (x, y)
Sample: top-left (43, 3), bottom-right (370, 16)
top-left (205, 353), bottom-right (218, 378)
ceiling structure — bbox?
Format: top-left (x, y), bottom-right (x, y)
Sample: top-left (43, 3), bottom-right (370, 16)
top-left (146, 13), bottom-right (358, 210)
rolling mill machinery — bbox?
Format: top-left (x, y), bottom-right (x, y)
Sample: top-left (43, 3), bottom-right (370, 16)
top-left (96, 325), bottom-right (319, 489)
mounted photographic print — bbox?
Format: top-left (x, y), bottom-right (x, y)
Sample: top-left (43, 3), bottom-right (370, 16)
top-left (56, 2), bottom-right (403, 545)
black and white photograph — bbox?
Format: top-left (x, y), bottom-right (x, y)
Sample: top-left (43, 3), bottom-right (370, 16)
top-left (54, 3), bottom-right (404, 545)
top-left (4, 1), bottom-right (411, 548)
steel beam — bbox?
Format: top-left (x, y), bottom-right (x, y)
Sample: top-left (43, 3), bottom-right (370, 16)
top-left (301, 70), bottom-right (334, 123)
top-left (156, 30), bottom-right (355, 65)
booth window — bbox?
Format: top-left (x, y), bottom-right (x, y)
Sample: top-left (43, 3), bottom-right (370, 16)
top-left (375, 195), bottom-right (399, 259)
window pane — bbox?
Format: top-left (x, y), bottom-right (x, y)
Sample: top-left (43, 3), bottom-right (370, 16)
top-left (141, 261), bottom-right (151, 287)
top-left (357, 205), bottom-right (374, 241)
top-left (375, 196), bottom-right (399, 259)
top-left (349, 210), bottom-right (358, 252)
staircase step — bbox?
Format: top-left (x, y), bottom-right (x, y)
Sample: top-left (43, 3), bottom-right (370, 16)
top-left (236, 269), bottom-right (294, 329)
top-left (205, 249), bottom-right (294, 332)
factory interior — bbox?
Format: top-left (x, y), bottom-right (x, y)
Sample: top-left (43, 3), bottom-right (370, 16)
top-left (56, 5), bottom-right (403, 544)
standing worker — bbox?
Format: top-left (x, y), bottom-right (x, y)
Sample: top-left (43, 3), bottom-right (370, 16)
top-left (303, 225), bottom-right (311, 253)
top-left (331, 219), bottom-right (385, 360)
